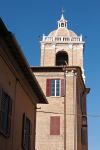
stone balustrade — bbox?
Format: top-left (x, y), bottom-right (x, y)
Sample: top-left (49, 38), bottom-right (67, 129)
top-left (42, 35), bottom-right (83, 43)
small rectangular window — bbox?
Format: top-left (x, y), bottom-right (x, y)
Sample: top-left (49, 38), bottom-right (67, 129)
top-left (50, 116), bottom-right (60, 135)
top-left (0, 88), bottom-right (12, 137)
top-left (22, 113), bottom-right (31, 150)
top-left (82, 116), bottom-right (87, 127)
top-left (46, 79), bottom-right (65, 97)
top-left (51, 79), bottom-right (60, 96)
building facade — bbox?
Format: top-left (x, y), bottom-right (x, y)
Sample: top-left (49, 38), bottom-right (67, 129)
top-left (0, 19), bottom-right (47, 150)
top-left (31, 13), bottom-right (90, 150)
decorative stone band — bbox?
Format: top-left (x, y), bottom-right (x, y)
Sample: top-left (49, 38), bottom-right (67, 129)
top-left (42, 35), bottom-right (84, 43)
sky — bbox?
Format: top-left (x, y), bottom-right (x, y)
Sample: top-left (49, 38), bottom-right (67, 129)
top-left (0, 0), bottom-right (100, 149)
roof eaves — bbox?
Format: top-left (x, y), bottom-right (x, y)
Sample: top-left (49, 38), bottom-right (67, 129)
top-left (0, 18), bottom-right (47, 104)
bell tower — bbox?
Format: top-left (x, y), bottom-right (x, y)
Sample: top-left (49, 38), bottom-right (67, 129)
top-left (32, 11), bottom-right (90, 150)
top-left (40, 12), bottom-right (85, 80)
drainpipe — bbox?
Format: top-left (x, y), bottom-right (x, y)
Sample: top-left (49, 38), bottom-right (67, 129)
top-left (63, 66), bottom-right (67, 150)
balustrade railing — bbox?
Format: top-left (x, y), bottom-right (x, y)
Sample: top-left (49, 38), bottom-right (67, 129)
top-left (42, 35), bottom-right (83, 43)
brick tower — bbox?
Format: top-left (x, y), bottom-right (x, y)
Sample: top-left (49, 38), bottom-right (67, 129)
top-left (31, 12), bottom-right (90, 150)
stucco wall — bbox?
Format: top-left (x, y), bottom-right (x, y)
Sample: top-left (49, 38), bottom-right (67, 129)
top-left (0, 55), bottom-right (36, 150)
top-left (34, 70), bottom-right (84, 150)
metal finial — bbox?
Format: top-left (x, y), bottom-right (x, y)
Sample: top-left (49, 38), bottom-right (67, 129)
top-left (61, 8), bottom-right (64, 15)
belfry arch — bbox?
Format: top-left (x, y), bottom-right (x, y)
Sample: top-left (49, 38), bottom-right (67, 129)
top-left (56, 51), bottom-right (69, 66)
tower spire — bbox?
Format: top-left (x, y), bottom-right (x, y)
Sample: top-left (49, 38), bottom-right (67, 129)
top-left (58, 9), bottom-right (67, 28)
top-left (61, 8), bottom-right (65, 20)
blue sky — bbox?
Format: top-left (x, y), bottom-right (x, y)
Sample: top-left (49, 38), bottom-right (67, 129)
top-left (0, 0), bottom-right (100, 149)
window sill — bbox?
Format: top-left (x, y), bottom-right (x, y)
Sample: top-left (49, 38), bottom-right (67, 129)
top-left (50, 96), bottom-right (61, 98)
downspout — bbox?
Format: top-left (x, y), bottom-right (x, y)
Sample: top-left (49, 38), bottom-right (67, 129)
top-left (63, 66), bottom-right (67, 150)
top-left (73, 71), bottom-right (77, 150)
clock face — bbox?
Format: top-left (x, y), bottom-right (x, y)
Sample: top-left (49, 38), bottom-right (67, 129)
top-left (61, 23), bottom-right (64, 27)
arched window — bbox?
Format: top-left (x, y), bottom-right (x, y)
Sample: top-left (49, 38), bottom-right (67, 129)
top-left (56, 51), bottom-right (68, 66)
top-left (61, 23), bottom-right (64, 27)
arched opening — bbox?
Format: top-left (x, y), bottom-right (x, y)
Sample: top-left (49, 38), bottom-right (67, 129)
top-left (56, 51), bottom-right (68, 66)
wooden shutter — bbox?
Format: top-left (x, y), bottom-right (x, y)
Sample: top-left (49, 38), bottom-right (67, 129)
top-left (0, 89), bottom-right (12, 136)
top-left (81, 127), bottom-right (87, 145)
top-left (22, 113), bottom-right (31, 150)
top-left (50, 116), bottom-right (60, 135)
top-left (0, 89), bottom-right (7, 134)
top-left (7, 96), bottom-right (12, 136)
top-left (7, 116), bottom-right (11, 136)
top-left (46, 79), bottom-right (51, 96)
top-left (22, 113), bottom-right (26, 149)
top-left (29, 121), bottom-right (32, 150)
top-left (83, 97), bottom-right (86, 114)
top-left (8, 97), bottom-right (12, 116)
top-left (61, 79), bottom-right (65, 97)
top-left (0, 87), bottom-right (2, 131)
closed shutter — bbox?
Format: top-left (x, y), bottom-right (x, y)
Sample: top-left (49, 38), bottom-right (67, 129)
top-left (8, 96), bottom-right (12, 116)
top-left (22, 113), bottom-right (31, 150)
top-left (61, 79), bottom-right (65, 97)
top-left (0, 87), bottom-right (2, 131)
top-left (50, 116), bottom-right (60, 135)
top-left (29, 121), bottom-right (32, 150)
top-left (0, 89), bottom-right (12, 136)
top-left (83, 97), bottom-right (86, 114)
top-left (0, 89), bottom-right (8, 134)
top-left (22, 113), bottom-right (26, 149)
top-left (7, 96), bottom-right (12, 136)
top-left (7, 116), bottom-right (11, 136)
top-left (46, 79), bottom-right (51, 96)
top-left (81, 97), bottom-right (83, 114)
top-left (81, 127), bottom-right (87, 145)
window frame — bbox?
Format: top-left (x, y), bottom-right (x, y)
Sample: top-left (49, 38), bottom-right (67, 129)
top-left (51, 79), bottom-right (60, 97)
top-left (22, 113), bottom-right (31, 150)
top-left (46, 79), bottom-right (65, 97)
top-left (0, 88), bottom-right (12, 137)
top-left (61, 23), bottom-right (64, 27)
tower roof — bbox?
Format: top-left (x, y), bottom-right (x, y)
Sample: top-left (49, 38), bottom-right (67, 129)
top-left (48, 28), bottom-right (77, 37)
top-left (48, 12), bottom-right (77, 37)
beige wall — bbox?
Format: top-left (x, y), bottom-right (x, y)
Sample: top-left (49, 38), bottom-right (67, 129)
top-left (0, 55), bottom-right (36, 150)
top-left (41, 43), bottom-right (84, 70)
top-left (34, 70), bottom-right (87, 150)
top-left (35, 71), bottom-right (64, 150)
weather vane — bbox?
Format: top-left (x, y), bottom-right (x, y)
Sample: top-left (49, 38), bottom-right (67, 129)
top-left (61, 8), bottom-right (64, 15)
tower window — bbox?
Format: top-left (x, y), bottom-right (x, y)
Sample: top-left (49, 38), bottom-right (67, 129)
top-left (51, 79), bottom-right (60, 96)
top-left (61, 23), bottom-right (64, 27)
top-left (56, 51), bottom-right (68, 66)
top-left (82, 116), bottom-right (87, 127)
top-left (46, 79), bottom-right (65, 97)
